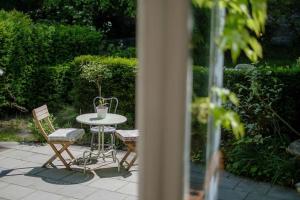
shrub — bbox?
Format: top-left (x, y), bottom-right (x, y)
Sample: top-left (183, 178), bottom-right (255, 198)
top-left (191, 65), bottom-right (300, 186)
top-left (223, 135), bottom-right (300, 186)
top-left (70, 55), bottom-right (137, 127)
top-left (0, 10), bottom-right (102, 113)
top-left (192, 66), bottom-right (300, 135)
top-left (27, 63), bottom-right (73, 110)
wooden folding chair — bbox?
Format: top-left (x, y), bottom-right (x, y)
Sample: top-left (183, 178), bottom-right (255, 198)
top-left (32, 105), bottom-right (84, 170)
top-left (116, 130), bottom-right (139, 170)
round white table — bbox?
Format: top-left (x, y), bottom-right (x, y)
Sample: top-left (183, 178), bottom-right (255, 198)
top-left (76, 113), bottom-right (127, 172)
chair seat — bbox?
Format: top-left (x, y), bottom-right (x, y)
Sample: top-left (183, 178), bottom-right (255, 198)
top-left (116, 130), bottom-right (139, 142)
top-left (48, 128), bottom-right (84, 142)
top-left (90, 126), bottom-right (116, 134)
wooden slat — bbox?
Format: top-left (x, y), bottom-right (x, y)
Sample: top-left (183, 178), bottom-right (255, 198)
top-left (35, 112), bottom-right (50, 121)
top-left (35, 108), bottom-right (49, 116)
top-left (34, 105), bottom-right (48, 113)
top-left (33, 105), bottom-right (50, 121)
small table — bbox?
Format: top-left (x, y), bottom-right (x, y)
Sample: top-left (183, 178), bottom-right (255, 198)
top-left (76, 113), bottom-right (127, 172)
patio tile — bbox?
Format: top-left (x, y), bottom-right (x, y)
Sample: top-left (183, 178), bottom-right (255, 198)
top-left (89, 177), bottom-right (129, 191)
top-left (60, 197), bottom-right (81, 200)
top-left (0, 142), bottom-right (20, 149)
top-left (12, 144), bottom-right (37, 152)
top-left (218, 188), bottom-right (248, 200)
top-left (267, 186), bottom-right (300, 200)
top-left (55, 184), bottom-right (97, 199)
top-left (245, 193), bottom-right (285, 200)
top-left (24, 167), bottom-right (47, 176)
top-left (0, 149), bottom-right (17, 157)
top-left (0, 157), bottom-right (27, 169)
top-left (60, 171), bottom-right (95, 185)
top-left (1, 173), bottom-right (41, 187)
top-left (27, 178), bottom-right (65, 193)
top-left (124, 196), bottom-right (139, 200)
top-left (84, 189), bottom-right (128, 200)
top-left (22, 191), bottom-right (63, 200)
top-left (14, 161), bottom-right (43, 173)
top-left (4, 150), bottom-right (35, 160)
top-left (234, 179), bottom-right (271, 194)
top-left (35, 168), bottom-right (75, 181)
top-left (117, 183), bottom-right (138, 196)
top-left (26, 145), bottom-right (52, 155)
top-left (113, 171), bottom-right (139, 183)
top-left (0, 181), bottom-right (9, 189)
top-left (219, 177), bottom-right (240, 190)
top-left (0, 184), bottom-right (35, 200)
top-left (25, 153), bottom-right (50, 164)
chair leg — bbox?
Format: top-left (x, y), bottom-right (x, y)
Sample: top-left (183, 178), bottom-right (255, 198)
top-left (64, 145), bottom-right (75, 160)
top-left (43, 144), bottom-right (70, 167)
top-left (47, 143), bottom-right (71, 169)
top-left (90, 132), bottom-right (95, 151)
top-left (126, 154), bottom-right (137, 170)
top-left (111, 133), bottom-right (117, 162)
top-left (120, 150), bottom-right (131, 165)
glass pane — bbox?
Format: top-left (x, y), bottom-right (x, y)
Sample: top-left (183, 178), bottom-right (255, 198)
top-left (190, 0), bottom-right (300, 200)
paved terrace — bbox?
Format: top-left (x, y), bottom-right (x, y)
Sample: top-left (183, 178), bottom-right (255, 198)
top-left (0, 142), bottom-right (299, 200)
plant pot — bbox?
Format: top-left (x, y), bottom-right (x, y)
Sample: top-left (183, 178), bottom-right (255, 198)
top-left (96, 106), bottom-right (108, 119)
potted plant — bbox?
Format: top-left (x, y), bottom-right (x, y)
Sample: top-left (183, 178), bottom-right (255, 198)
top-left (96, 99), bottom-right (108, 119)
top-left (80, 60), bottom-right (112, 98)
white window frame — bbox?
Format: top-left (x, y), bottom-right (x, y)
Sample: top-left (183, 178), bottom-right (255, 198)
top-left (136, 0), bottom-right (191, 200)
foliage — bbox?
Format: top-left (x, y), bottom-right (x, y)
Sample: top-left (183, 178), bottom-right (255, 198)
top-left (0, 117), bottom-right (37, 142)
top-left (106, 44), bottom-right (136, 58)
top-left (229, 67), bottom-right (283, 136)
top-left (224, 135), bottom-right (300, 186)
top-left (193, 65), bottom-right (300, 134)
top-left (54, 105), bottom-right (79, 128)
top-left (191, 6), bottom-right (211, 66)
top-left (28, 114), bottom-right (57, 143)
top-left (71, 56), bottom-right (137, 127)
top-left (27, 0), bottom-right (136, 38)
top-left (222, 66), bottom-right (300, 186)
top-left (193, 0), bottom-right (267, 62)
top-left (193, 87), bottom-right (244, 139)
top-left (192, 65), bottom-right (300, 185)
top-left (0, 130), bottom-right (22, 142)
top-left (80, 60), bottom-right (113, 97)
top-left (0, 10), bottom-right (102, 113)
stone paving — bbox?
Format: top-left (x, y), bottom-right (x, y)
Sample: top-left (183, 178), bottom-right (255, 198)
top-left (0, 142), bottom-right (299, 200)
top-left (0, 142), bottom-right (138, 200)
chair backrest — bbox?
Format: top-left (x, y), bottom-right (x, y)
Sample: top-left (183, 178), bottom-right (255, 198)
top-left (32, 105), bottom-right (55, 140)
top-left (93, 97), bottom-right (118, 113)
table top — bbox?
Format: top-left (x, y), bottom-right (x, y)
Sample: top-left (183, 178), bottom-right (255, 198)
top-left (76, 113), bottom-right (127, 126)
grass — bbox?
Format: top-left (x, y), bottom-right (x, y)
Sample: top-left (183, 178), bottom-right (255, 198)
top-left (0, 117), bottom-right (38, 142)
top-left (0, 128), bottom-right (22, 141)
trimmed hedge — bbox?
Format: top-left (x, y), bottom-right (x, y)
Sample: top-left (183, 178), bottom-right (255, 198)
top-left (193, 66), bottom-right (300, 133)
top-left (192, 66), bottom-right (300, 186)
top-left (0, 10), bottom-right (102, 112)
top-left (70, 55), bottom-right (137, 127)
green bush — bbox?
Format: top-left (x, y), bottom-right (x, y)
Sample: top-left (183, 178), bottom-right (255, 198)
top-left (192, 66), bottom-right (300, 134)
top-left (223, 135), bottom-right (300, 186)
top-left (27, 63), bottom-right (73, 109)
top-left (70, 55), bottom-right (137, 127)
top-left (0, 10), bottom-right (102, 113)
top-left (191, 65), bottom-right (300, 186)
